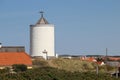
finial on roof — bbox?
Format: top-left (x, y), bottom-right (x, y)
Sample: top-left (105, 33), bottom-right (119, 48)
top-left (36, 11), bottom-right (49, 25)
top-left (40, 11), bottom-right (44, 18)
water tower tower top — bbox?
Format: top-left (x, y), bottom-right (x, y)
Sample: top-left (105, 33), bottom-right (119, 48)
top-left (36, 11), bottom-right (49, 25)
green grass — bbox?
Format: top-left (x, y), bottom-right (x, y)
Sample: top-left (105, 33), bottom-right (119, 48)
top-left (49, 58), bottom-right (95, 72)
top-left (0, 58), bottom-right (118, 80)
top-left (32, 58), bottom-right (116, 73)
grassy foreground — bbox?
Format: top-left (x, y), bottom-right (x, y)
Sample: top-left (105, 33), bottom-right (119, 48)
top-left (0, 58), bottom-right (118, 80)
top-left (33, 58), bottom-right (116, 72)
top-left (0, 66), bottom-right (119, 80)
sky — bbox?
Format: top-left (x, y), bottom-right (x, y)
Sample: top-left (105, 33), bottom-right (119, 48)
top-left (0, 0), bottom-right (120, 55)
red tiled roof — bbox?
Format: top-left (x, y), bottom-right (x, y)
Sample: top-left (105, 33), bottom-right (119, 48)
top-left (85, 57), bottom-right (97, 62)
top-left (96, 61), bottom-right (102, 65)
top-left (108, 57), bottom-right (120, 61)
top-left (0, 52), bottom-right (32, 66)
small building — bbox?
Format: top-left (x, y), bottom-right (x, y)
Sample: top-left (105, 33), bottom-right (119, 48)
top-left (96, 61), bottom-right (105, 66)
top-left (0, 46), bottom-right (32, 69)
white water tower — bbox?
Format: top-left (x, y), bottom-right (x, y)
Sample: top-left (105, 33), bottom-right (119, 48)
top-left (30, 12), bottom-right (55, 58)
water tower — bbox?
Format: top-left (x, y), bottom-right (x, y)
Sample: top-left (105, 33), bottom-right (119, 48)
top-left (30, 12), bottom-right (55, 58)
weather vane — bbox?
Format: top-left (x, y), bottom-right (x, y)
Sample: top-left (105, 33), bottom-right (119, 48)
top-left (40, 11), bottom-right (44, 17)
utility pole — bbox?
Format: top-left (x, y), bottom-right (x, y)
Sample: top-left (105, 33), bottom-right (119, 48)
top-left (106, 48), bottom-right (108, 63)
top-left (105, 48), bottom-right (108, 73)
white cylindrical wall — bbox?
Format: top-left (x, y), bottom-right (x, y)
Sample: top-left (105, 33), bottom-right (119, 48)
top-left (30, 24), bottom-right (55, 57)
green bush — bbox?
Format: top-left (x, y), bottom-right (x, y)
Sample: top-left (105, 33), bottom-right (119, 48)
top-left (12, 64), bottom-right (27, 72)
top-left (0, 66), bottom-right (120, 80)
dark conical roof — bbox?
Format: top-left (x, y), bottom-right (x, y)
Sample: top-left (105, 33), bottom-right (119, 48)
top-left (36, 11), bottom-right (49, 25)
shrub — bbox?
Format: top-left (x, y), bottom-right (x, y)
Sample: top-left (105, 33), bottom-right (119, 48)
top-left (12, 64), bottom-right (27, 72)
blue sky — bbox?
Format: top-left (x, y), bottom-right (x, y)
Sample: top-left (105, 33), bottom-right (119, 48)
top-left (0, 0), bottom-right (120, 55)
